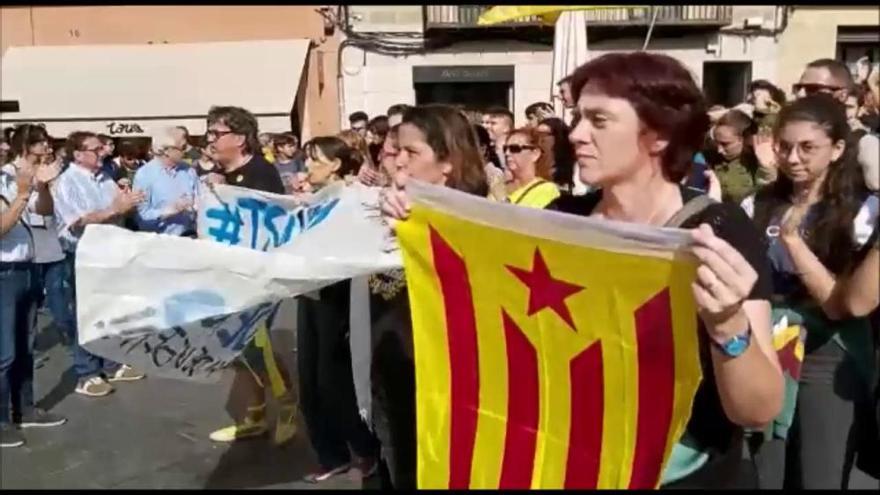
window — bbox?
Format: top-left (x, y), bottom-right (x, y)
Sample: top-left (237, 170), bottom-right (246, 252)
top-left (414, 81), bottom-right (512, 111)
top-left (702, 61), bottom-right (752, 108)
top-left (412, 65), bottom-right (514, 112)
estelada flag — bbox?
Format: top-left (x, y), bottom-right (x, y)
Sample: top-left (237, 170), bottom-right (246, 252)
top-left (396, 181), bottom-right (704, 489)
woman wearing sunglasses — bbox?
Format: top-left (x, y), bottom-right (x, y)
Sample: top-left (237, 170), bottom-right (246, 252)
top-left (503, 128), bottom-right (560, 209)
top-left (741, 94), bottom-right (878, 489)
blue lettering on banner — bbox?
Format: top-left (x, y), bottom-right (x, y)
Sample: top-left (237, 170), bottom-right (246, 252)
top-left (214, 301), bottom-right (281, 352)
top-left (204, 196), bottom-right (340, 251)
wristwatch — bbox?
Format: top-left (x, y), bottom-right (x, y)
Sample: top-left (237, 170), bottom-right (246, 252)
top-left (712, 326), bottom-right (752, 358)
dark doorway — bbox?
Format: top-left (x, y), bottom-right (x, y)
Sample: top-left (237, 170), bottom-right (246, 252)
top-left (702, 61), bottom-right (752, 108)
top-left (414, 81), bottom-right (511, 112)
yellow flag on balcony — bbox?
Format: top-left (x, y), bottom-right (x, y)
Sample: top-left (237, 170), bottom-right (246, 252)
top-left (477, 5), bottom-right (640, 26)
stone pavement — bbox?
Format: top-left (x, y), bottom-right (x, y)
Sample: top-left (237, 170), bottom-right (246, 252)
top-left (0, 312), bottom-right (361, 490)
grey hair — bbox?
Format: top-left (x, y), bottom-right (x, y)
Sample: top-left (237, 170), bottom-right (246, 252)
top-left (150, 127), bottom-right (179, 155)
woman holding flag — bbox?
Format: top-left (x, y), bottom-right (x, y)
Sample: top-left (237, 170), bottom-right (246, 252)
top-left (374, 105), bottom-right (489, 488)
top-left (381, 52), bottom-right (784, 488)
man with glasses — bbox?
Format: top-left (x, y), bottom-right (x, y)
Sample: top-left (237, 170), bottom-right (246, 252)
top-left (53, 131), bottom-right (146, 398)
top-left (348, 111), bottom-right (369, 139)
top-left (133, 128), bottom-right (198, 236)
top-left (794, 59), bottom-right (879, 191)
top-left (202, 106), bottom-right (298, 447)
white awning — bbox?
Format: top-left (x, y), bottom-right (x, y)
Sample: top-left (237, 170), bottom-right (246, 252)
top-left (0, 39), bottom-right (310, 138)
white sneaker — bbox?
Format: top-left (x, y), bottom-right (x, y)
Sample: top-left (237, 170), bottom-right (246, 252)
top-left (107, 365), bottom-right (146, 383)
top-left (75, 376), bottom-right (114, 397)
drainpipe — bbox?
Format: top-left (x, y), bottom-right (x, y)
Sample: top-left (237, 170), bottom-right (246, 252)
top-left (337, 38), bottom-right (356, 130)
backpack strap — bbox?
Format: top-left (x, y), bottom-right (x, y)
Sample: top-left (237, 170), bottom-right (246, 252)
top-left (663, 194), bottom-right (717, 228)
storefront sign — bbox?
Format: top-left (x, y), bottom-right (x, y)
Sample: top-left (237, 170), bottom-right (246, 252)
top-left (106, 122), bottom-right (145, 135)
top-left (413, 65), bottom-right (515, 83)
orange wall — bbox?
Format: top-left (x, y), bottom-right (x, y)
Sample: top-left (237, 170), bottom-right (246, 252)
top-left (0, 5), bottom-right (341, 135)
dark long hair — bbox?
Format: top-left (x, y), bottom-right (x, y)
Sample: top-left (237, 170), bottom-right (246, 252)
top-left (753, 94), bottom-right (869, 275)
top-left (303, 136), bottom-right (360, 178)
top-left (538, 117), bottom-right (575, 190)
top-left (473, 124), bottom-right (501, 169)
top-left (401, 105), bottom-right (488, 197)
top-left (10, 123), bottom-right (50, 158)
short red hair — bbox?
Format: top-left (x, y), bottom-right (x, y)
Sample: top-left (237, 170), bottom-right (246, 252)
top-left (570, 52), bottom-right (709, 182)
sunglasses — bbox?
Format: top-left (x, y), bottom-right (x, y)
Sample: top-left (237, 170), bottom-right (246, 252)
top-left (503, 144), bottom-right (537, 154)
top-left (792, 83), bottom-right (844, 95)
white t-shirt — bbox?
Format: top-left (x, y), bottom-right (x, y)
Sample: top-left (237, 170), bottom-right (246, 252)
top-left (857, 133), bottom-right (879, 192)
top-left (0, 167), bottom-right (34, 263)
top-left (1, 163), bottom-right (65, 264)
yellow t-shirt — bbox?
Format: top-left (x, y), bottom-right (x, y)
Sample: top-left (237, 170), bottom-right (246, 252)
top-left (507, 178), bottom-right (560, 209)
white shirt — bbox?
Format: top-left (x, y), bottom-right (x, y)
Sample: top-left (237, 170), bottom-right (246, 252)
top-left (1, 163), bottom-right (65, 263)
top-left (857, 133), bottom-right (879, 192)
top-left (53, 163), bottom-right (122, 253)
top-left (0, 166), bottom-right (34, 262)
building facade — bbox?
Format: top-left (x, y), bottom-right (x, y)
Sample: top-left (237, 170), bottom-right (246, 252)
top-left (0, 5), bottom-right (342, 140)
top-left (341, 5), bottom-right (790, 126)
top-left (776, 6), bottom-right (880, 95)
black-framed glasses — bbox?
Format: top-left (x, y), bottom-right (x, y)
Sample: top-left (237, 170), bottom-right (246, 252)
top-left (205, 129), bottom-right (236, 140)
top-left (503, 144), bottom-right (537, 154)
top-left (792, 83), bottom-right (844, 95)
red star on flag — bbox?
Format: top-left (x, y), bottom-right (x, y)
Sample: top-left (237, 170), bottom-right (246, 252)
top-left (506, 248), bottom-right (585, 329)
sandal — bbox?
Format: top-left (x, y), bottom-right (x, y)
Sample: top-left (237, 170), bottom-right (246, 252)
top-left (303, 463), bottom-right (351, 483)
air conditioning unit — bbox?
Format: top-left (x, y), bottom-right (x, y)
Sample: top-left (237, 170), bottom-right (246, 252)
top-left (744, 16), bottom-right (764, 28)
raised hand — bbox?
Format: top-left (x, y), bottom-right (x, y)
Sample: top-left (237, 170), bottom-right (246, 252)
top-left (704, 169), bottom-right (722, 202)
top-left (753, 130), bottom-right (777, 172)
top-left (15, 161), bottom-right (36, 195)
top-left (690, 223), bottom-right (759, 340)
top-left (113, 189), bottom-right (145, 214)
top-left (34, 162), bottom-right (61, 185)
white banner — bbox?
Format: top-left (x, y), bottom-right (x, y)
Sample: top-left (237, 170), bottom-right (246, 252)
top-left (76, 182), bottom-right (400, 381)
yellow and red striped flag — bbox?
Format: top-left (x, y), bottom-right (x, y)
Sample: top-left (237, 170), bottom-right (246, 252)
top-left (396, 181), bottom-right (703, 489)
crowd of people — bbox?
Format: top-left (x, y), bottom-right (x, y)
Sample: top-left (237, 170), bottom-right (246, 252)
top-left (1, 52), bottom-right (878, 490)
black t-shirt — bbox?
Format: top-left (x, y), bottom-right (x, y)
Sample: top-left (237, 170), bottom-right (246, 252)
top-left (547, 185), bottom-right (774, 484)
top-left (222, 153), bottom-right (285, 194)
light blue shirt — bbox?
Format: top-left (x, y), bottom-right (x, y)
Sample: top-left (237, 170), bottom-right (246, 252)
top-left (53, 163), bottom-right (121, 253)
top-left (132, 158), bottom-right (199, 236)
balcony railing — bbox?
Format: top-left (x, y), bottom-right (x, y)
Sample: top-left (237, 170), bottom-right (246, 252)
top-left (424, 5), bottom-right (734, 29)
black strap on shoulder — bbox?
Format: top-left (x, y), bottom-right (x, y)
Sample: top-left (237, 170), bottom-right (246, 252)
top-left (664, 194), bottom-right (717, 228)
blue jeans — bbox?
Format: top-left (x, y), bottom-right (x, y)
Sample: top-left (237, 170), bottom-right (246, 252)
top-left (0, 262), bottom-right (37, 424)
top-left (62, 254), bottom-right (120, 380)
top-left (33, 259), bottom-right (76, 346)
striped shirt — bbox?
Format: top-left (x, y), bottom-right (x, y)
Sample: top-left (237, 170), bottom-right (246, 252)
top-left (53, 163), bottom-right (121, 253)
